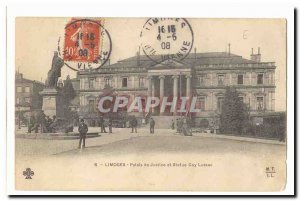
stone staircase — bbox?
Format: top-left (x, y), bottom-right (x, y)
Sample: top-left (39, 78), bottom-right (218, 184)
top-left (151, 115), bottom-right (179, 129)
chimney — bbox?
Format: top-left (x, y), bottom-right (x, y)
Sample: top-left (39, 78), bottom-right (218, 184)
top-left (250, 47), bottom-right (261, 62)
top-left (16, 72), bottom-right (23, 80)
top-left (228, 43), bottom-right (231, 56)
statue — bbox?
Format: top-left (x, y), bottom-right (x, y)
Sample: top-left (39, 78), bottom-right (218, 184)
top-left (46, 51), bottom-right (64, 88)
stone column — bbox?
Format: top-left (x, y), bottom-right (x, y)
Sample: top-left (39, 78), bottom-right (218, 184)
top-left (172, 75), bottom-right (179, 99)
top-left (172, 75), bottom-right (179, 116)
top-left (159, 75), bottom-right (165, 100)
top-left (186, 75), bottom-right (192, 98)
top-left (159, 75), bottom-right (165, 115)
top-left (151, 77), bottom-right (155, 112)
top-left (147, 76), bottom-right (152, 98)
top-left (186, 75), bottom-right (192, 115)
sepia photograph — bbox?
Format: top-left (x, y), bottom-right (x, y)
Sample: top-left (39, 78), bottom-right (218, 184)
top-left (5, 7), bottom-right (294, 194)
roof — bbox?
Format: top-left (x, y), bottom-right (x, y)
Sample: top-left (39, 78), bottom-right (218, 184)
top-left (103, 52), bottom-right (257, 69)
top-left (15, 77), bottom-right (45, 85)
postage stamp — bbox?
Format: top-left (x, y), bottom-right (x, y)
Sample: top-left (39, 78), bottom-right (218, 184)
top-left (60, 18), bottom-right (112, 71)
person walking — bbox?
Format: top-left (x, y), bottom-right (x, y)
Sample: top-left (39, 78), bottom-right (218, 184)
top-left (108, 117), bottom-right (113, 133)
top-left (78, 119), bottom-right (88, 149)
top-left (99, 116), bottom-right (107, 133)
top-left (131, 116), bottom-right (138, 133)
top-left (27, 114), bottom-right (35, 133)
top-left (171, 119), bottom-right (175, 130)
top-left (182, 117), bottom-right (192, 136)
top-left (149, 117), bottom-right (155, 134)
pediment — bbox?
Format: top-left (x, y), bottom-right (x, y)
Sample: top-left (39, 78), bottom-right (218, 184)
top-left (148, 59), bottom-right (188, 69)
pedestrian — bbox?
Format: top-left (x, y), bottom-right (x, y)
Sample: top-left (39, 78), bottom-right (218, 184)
top-left (182, 117), bottom-right (192, 136)
top-left (45, 116), bottom-right (53, 132)
top-left (171, 119), bottom-right (175, 130)
top-left (36, 110), bottom-right (46, 133)
top-left (99, 116), bottom-right (107, 133)
top-left (27, 114), bottom-right (35, 133)
top-left (131, 116), bottom-right (138, 133)
top-left (78, 119), bottom-right (88, 149)
top-left (176, 118), bottom-right (179, 133)
top-left (108, 117), bottom-right (113, 133)
top-left (149, 117), bottom-right (155, 134)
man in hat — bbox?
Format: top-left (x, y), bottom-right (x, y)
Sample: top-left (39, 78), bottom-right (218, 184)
top-left (149, 117), bottom-right (155, 134)
top-left (99, 116), bottom-right (107, 133)
top-left (78, 119), bottom-right (88, 149)
top-left (131, 116), bottom-right (138, 133)
top-left (108, 117), bottom-right (113, 133)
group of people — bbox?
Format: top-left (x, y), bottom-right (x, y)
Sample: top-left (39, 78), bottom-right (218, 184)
top-left (97, 116), bottom-right (113, 134)
top-left (78, 116), bottom-right (192, 149)
top-left (174, 117), bottom-right (192, 136)
top-left (130, 116), bottom-right (156, 134)
top-left (27, 111), bottom-right (57, 133)
top-left (78, 116), bottom-right (157, 149)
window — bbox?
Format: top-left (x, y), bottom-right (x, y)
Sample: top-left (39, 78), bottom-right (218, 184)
top-left (257, 73), bottom-right (264, 84)
top-left (199, 97), bottom-right (206, 110)
top-left (218, 74), bottom-right (225, 85)
top-left (256, 97), bottom-right (264, 111)
top-left (25, 86), bottom-right (30, 93)
top-left (217, 97), bottom-right (224, 112)
top-left (17, 87), bottom-right (22, 93)
top-left (122, 77), bottom-right (128, 88)
top-left (198, 74), bottom-right (205, 86)
top-left (88, 100), bottom-right (95, 112)
top-left (104, 77), bottom-right (111, 86)
top-left (89, 78), bottom-right (95, 89)
top-left (139, 77), bottom-right (145, 88)
top-left (237, 74), bottom-right (244, 85)
top-left (238, 97), bottom-right (244, 103)
top-left (24, 97), bottom-right (30, 103)
top-left (16, 98), bottom-right (20, 104)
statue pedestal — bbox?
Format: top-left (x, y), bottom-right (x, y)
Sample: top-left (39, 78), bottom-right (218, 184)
top-left (40, 88), bottom-right (63, 118)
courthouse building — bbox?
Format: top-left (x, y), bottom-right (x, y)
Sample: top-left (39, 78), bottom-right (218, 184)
top-left (75, 48), bottom-right (276, 127)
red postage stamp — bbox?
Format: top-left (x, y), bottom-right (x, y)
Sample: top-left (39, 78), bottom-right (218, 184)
top-left (64, 19), bottom-right (101, 63)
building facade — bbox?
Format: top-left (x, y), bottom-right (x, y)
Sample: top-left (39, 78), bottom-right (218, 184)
top-left (15, 72), bottom-right (45, 125)
top-left (75, 49), bottom-right (276, 127)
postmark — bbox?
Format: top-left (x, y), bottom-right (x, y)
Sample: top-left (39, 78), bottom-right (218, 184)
top-left (59, 18), bottom-right (112, 71)
top-left (140, 18), bottom-right (194, 64)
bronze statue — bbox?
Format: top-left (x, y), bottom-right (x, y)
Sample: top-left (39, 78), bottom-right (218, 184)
top-left (46, 52), bottom-right (64, 88)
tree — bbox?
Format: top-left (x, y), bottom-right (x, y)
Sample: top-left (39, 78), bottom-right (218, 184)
top-left (219, 87), bottom-right (248, 135)
top-left (59, 75), bottom-right (77, 122)
top-left (61, 75), bottom-right (76, 106)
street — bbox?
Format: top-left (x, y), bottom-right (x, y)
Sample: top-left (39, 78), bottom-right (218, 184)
top-left (16, 127), bottom-right (285, 158)
top-left (15, 128), bottom-right (286, 191)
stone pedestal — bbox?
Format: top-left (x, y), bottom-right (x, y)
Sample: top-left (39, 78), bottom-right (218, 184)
top-left (40, 88), bottom-right (63, 118)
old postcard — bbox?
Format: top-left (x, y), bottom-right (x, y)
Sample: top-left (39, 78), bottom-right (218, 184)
top-left (9, 15), bottom-right (289, 193)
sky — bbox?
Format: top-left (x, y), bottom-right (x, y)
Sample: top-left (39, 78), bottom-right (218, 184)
top-left (15, 18), bottom-right (286, 111)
